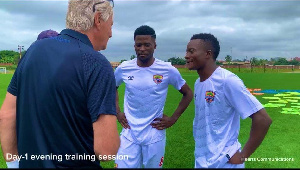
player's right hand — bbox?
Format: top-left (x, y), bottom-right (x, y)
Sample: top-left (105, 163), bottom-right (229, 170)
top-left (116, 112), bottom-right (130, 129)
top-left (228, 150), bottom-right (245, 164)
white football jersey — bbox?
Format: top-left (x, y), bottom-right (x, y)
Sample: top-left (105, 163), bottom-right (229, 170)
top-left (115, 58), bottom-right (186, 145)
top-left (193, 67), bottom-right (263, 168)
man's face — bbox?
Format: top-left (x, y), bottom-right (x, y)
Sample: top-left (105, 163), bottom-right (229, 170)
top-left (99, 14), bottom-right (113, 50)
top-left (185, 39), bottom-right (209, 70)
top-left (134, 35), bottom-right (156, 62)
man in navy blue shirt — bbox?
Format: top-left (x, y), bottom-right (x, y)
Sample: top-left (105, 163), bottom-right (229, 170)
top-left (0, 0), bottom-right (119, 168)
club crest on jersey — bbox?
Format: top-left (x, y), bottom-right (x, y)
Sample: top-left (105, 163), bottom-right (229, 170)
top-left (153, 75), bottom-right (163, 84)
top-left (205, 91), bottom-right (216, 103)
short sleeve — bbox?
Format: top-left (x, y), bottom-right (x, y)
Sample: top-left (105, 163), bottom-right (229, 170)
top-left (7, 71), bottom-right (18, 96)
top-left (168, 65), bottom-right (186, 90)
top-left (224, 74), bottom-right (263, 119)
top-left (7, 52), bottom-right (28, 96)
top-left (114, 65), bottom-right (123, 87)
top-left (84, 54), bottom-right (116, 123)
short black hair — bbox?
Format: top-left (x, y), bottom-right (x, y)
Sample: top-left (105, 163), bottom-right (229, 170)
top-left (134, 25), bottom-right (156, 40)
top-left (191, 33), bottom-right (220, 60)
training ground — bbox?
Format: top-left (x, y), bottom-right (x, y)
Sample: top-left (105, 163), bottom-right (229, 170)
top-left (0, 67), bottom-right (299, 168)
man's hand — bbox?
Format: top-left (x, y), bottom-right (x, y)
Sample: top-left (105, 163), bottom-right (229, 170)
top-left (116, 112), bottom-right (130, 129)
top-left (150, 114), bottom-right (177, 130)
top-left (228, 151), bottom-right (245, 164)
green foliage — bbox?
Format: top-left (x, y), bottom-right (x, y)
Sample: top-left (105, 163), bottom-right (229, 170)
top-left (0, 50), bottom-right (20, 64)
top-left (274, 58), bottom-right (289, 65)
top-left (289, 59), bottom-right (300, 66)
top-left (130, 55), bottom-right (136, 60)
top-left (250, 57), bottom-right (259, 66)
top-left (225, 55), bottom-right (232, 63)
top-left (216, 60), bottom-right (223, 65)
top-left (0, 65), bottom-right (17, 71)
top-left (120, 59), bottom-right (127, 63)
top-left (167, 57), bottom-right (186, 65)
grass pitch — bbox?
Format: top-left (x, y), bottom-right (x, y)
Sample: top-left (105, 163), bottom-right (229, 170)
top-left (0, 69), bottom-right (299, 168)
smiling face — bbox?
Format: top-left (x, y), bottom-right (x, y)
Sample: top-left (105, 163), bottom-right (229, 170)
top-left (134, 35), bottom-right (156, 64)
top-left (185, 39), bottom-right (211, 71)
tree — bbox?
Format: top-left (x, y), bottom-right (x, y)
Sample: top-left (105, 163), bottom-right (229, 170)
top-left (274, 58), bottom-right (289, 65)
top-left (225, 55), bottom-right (232, 63)
top-left (258, 59), bottom-right (268, 66)
top-left (289, 59), bottom-right (300, 66)
top-left (120, 59), bottom-right (127, 63)
top-left (0, 50), bottom-right (20, 64)
top-left (130, 55), bottom-right (136, 60)
top-left (167, 57), bottom-right (186, 65)
top-left (250, 57), bottom-right (259, 66)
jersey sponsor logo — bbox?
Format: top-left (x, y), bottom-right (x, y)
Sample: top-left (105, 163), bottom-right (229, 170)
top-left (205, 91), bottom-right (216, 103)
top-left (159, 156), bottom-right (164, 167)
top-left (128, 76), bottom-right (134, 80)
top-left (153, 74), bottom-right (163, 84)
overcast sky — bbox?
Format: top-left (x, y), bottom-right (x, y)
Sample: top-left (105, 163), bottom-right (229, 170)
top-left (0, 0), bottom-right (299, 62)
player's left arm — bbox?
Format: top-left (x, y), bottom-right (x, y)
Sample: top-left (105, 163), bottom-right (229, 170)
top-left (224, 74), bottom-right (272, 164)
top-left (151, 82), bottom-right (193, 130)
top-left (229, 108), bottom-right (272, 164)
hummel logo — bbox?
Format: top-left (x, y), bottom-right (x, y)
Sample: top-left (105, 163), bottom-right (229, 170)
top-left (128, 76), bottom-right (134, 80)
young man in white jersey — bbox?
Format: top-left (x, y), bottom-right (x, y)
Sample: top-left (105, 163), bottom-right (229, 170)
top-left (114, 25), bottom-right (193, 168)
top-left (185, 33), bottom-right (272, 168)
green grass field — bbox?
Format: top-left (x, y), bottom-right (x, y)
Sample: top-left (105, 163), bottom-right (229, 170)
top-left (0, 69), bottom-right (299, 168)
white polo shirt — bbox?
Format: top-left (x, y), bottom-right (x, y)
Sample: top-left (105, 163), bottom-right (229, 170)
top-left (115, 58), bottom-right (186, 145)
top-left (193, 67), bottom-right (263, 168)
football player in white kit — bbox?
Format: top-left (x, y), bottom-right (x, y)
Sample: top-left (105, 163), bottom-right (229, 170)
top-left (185, 33), bottom-right (272, 168)
top-left (114, 25), bottom-right (193, 168)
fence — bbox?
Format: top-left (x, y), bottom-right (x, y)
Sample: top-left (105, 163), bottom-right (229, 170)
top-left (173, 64), bottom-right (300, 73)
top-left (218, 64), bottom-right (299, 73)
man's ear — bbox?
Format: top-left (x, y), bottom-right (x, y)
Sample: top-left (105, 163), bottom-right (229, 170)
top-left (206, 50), bottom-right (213, 59)
top-left (94, 12), bottom-right (102, 28)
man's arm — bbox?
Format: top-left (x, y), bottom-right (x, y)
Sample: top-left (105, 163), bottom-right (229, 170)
top-left (0, 92), bottom-right (18, 161)
top-left (93, 114), bottom-right (120, 161)
top-left (115, 87), bottom-right (130, 129)
top-left (228, 108), bottom-right (272, 164)
top-left (151, 83), bottom-right (193, 130)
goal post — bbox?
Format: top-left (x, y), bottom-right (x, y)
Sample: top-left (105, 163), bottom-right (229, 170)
top-left (0, 67), bottom-right (7, 74)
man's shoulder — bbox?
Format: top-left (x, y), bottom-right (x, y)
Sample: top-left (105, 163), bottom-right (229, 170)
top-left (154, 58), bottom-right (172, 67)
top-left (214, 67), bottom-right (237, 79)
top-left (216, 67), bottom-right (244, 87)
top-left (81, 51), bottom-right (111, 73)
top-left (119, 59), bottom-right (137, 69)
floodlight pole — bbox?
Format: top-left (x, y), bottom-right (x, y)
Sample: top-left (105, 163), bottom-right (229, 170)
top-left (18, 45), bottom-right (24, 59)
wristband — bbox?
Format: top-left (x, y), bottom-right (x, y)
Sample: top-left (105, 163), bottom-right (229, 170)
top-left (6, 160), bottom-right (19, 168)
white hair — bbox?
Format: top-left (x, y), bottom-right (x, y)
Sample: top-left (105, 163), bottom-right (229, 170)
top-left (66, 0), bottom-right (113, 31)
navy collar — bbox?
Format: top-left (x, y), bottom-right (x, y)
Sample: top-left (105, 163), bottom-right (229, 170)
top-left (60, 29), bottom-right (93, 48)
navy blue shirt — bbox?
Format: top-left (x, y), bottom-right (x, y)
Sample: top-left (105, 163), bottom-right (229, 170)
top-left (8, 29), bottom-right (116, 168)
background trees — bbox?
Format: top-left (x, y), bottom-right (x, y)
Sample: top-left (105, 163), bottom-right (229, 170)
top-left (0, 50), bottom-right (22, 64)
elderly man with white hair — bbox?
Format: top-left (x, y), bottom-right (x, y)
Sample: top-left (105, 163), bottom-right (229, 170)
top-left (0, 0), bottom-right (119, 168)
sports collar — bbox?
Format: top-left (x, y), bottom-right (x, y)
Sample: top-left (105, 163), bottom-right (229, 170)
top-left (60, 29), bottom-right (93, 48)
